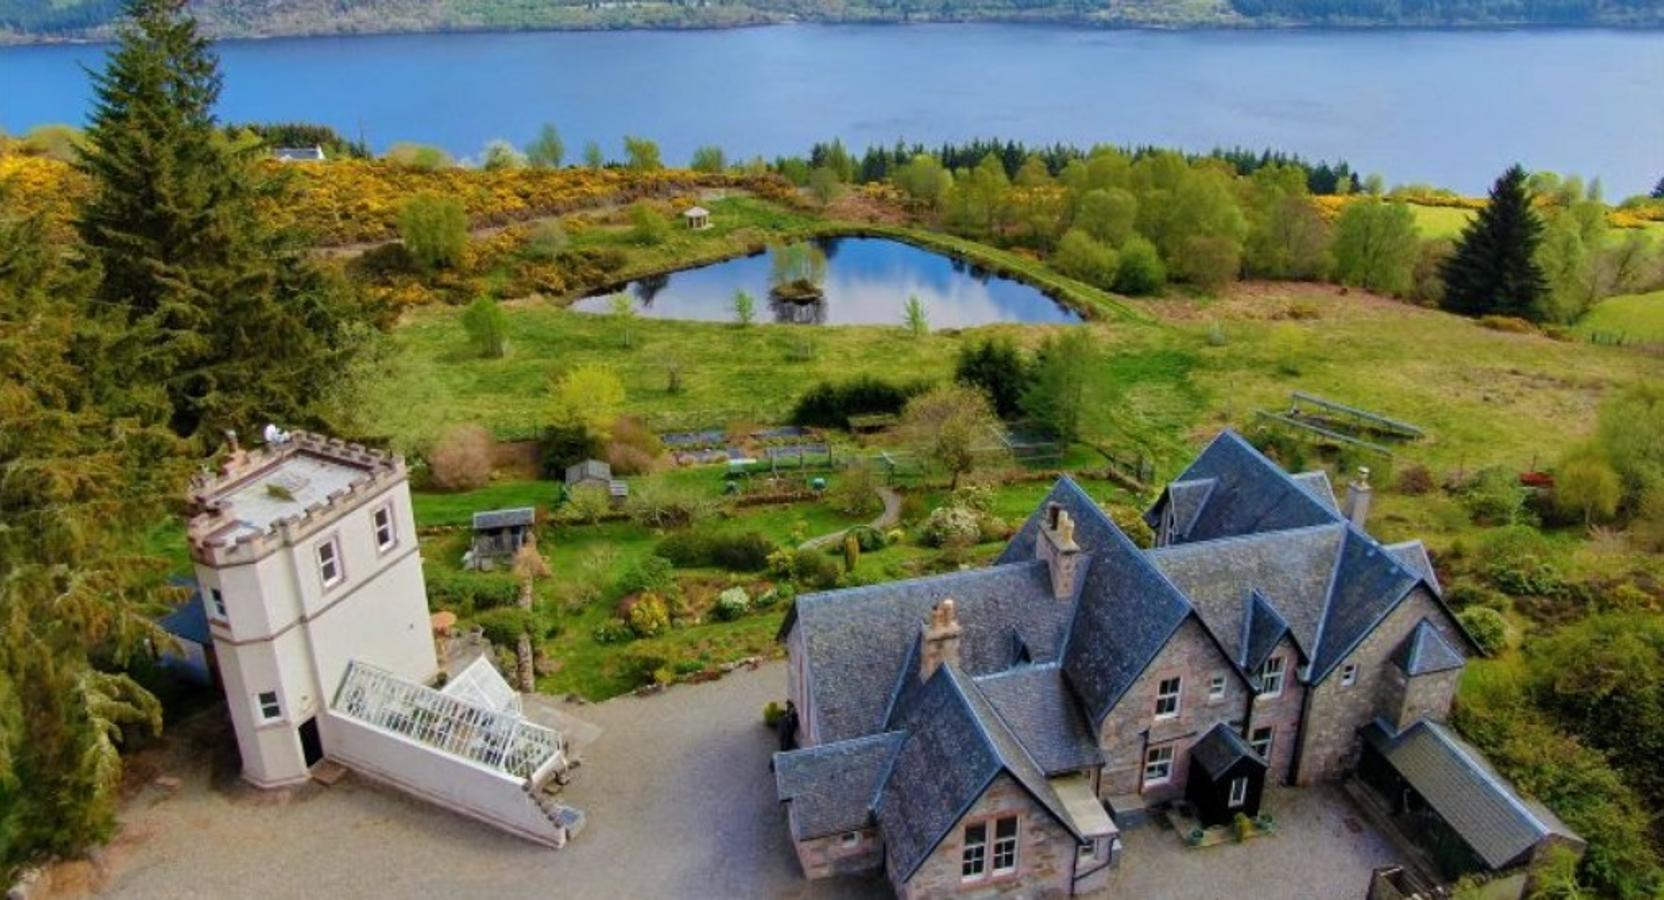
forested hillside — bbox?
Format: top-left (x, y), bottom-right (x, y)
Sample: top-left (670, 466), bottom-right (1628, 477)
top-left (3, 0), bottom-right (1660, 42)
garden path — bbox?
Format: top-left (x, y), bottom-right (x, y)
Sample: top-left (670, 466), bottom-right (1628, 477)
top-left (799, 487), bottom-right (901, 551)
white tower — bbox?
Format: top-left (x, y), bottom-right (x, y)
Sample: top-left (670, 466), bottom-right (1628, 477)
top-left (186, 431), bottom-right (438, 788)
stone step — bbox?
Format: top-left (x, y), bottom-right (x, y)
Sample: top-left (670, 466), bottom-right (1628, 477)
top-left (311, 760), bottom-right (349, 786)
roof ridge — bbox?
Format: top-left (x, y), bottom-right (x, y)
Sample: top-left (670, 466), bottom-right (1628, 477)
top-left (1143, 520), bottom-right (1345, 557)
top-left (795, 559), bottom-right (1047, 609)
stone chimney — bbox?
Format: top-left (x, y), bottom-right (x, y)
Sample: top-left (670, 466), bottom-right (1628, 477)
top-left (1343, 467), bottom-right (1373, 530)
top-left (920, 599), bottom-right (963, 679)
top-left (1036, 502), bottom-right (1085, 600)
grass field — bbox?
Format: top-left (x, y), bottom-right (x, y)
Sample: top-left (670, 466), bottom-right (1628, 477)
top-left (1573, 290), bottom-right (1664, 343)
top-left (1408, 203), bottom-right (1475, 239)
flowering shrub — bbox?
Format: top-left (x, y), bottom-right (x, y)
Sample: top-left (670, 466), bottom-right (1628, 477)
top-left (713, 587), bottom-right (751, 621)
top-left (922, 505), bottom-right (982, 547)
top-left (624, 593), bottom-right (671, 638)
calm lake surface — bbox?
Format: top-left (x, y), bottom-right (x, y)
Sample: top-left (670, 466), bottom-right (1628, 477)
top-left (569, 236), bottom-right (1083, 326)
top-left (2, 26), bottom-right (1661, 194)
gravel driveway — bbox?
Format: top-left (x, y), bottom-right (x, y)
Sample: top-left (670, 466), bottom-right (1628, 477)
top-left (72, 663), bottom-right (882, 900)
top-left (63, 662), bottom-right (1400, 900)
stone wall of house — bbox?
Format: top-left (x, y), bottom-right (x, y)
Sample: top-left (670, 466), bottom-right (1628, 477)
top-left (1379, 664), bottom-right (1462, 734)
top-left (785, 623), bottom-right (813, 747)
top-left (790, 813), bottom-right (884, 879)
top-left (1096, 617), bottom-right (1249, 801)
top-left (893, 774), bottom-right (1077, 900)
top-left (1295, 589), bottom-right (1465, 784)
top-left (1244, 635), bottom-right (1306, 786)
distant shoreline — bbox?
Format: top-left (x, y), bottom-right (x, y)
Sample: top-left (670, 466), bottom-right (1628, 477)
top-left (5, 15), bottom-right (1663, 48)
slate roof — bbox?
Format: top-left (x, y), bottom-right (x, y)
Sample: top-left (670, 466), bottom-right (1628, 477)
top-left (1362, 719), bottom-right (1582, 870)
top-left (785, 561), bottom-right (1077, 743)
top-left (1309, 529), bottom-right (1427, 679)
top-left (1241, 589), bottom-right (1294, 675)
top-left (773, 731), bottom-right (905, 839)
top-left (1147, 523), bottom-right (1343, 668)
top-left (1002, 478), bottom-right (1196, 733)
top-left (1152, 478), bottom-right (1217, 541)
top-left (472, 507), bottom-right (535, 531)
top-left (1390, 619), bottom-right (1466, 676)
top-left (875, 665), bottom-right (1078, 882)
top-left (564, 459), bottom-right (612, 485)
top-left (1291, 470), bottom-right (1340, 511)
top-left (972, 664), bottom-right (1103, 775)
top-left (1190, 722), bottom-right (1266, 781)
top-left (1144, 431), bottom-right (1339, 543)
top-left (1386, 540), bottom-right (1442, 595)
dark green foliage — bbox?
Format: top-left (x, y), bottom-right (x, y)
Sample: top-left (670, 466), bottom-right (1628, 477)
top-left (1455, 606), bottom-right (1507, 655)
top-left (791, 548), bottom-right (841, 590)
top-left (476, 607), bottom-right (544, 645)
top-left (955, 337), bottom-right (1029, 419)
top-left (1113, 235), bottom-right (1167, 295)
top-left (846, 525), bottom-right (887, 552)
top-left (76, 0), bottom-right (371, 440)
top-left (1454, 665), bottom-right (1661, 899)
top-left (655, 531), bottom-right (777, 571)
top-left (1529, 615), bottom-right (1664, 822)
top-left (1475, 525), bottom-right (1567, 597)
top-left (791, 375), bottom-right (931, 428)
top-left (615, 556), bottom-right (676, 596)
top-left (1020, 330), bottom-right (1098, 442)
top-left (1458, 467), bottom-right (1528, 526)
top-left (539, 423), bottom-right (603, 478)
top-left (1441, 165), bottom-right (1548, 320)
top-left (424, 568), bottom-right (520, 612)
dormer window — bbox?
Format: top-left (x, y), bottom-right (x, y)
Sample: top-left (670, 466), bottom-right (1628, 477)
top-left (1259, 656), bottom-right (1286, 698)
top-left (317, 536), bottom-right (343, 588)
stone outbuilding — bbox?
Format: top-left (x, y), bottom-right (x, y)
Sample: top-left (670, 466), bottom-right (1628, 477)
top-left (467, 507), bottom-right (535, 570)
top-left (565, 459), bottom-right (628, 507)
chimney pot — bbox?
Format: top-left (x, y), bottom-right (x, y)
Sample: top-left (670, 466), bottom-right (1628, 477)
top-left (1344, 466), bottom-right (1374, 531)
top-left (920, 598), bottom-right (963, 679)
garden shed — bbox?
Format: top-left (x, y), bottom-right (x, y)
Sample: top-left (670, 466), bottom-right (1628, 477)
top-left (1185, 723), bottom-right (1267, 827)
top-left (565, 459), bottom-right (629, 507)
top-left (468, 507), bottom-right (535, 570)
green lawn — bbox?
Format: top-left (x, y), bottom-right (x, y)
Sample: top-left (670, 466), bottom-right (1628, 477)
top-left (1408, 203), bottom-right (1475, 240)
top-left (1573, 290), bottom-right (1664, 343)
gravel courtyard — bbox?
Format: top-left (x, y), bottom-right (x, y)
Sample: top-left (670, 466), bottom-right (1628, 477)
top-left (61, 662), bottom-right (1402, 899)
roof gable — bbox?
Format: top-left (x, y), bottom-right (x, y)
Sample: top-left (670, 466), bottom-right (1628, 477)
top-left (1291, 470), bottom-right (1340, 511)
top-left (1241, 589), bottom-right (1294, 674)
top-left (773, 732), bottom-right (906, 839)
top-left (876, 666), bottom-right (1078, 882)
top-left (1147, 431), bottom-right (1339, 543)
top-left (1191, 722), bottom-right (1266, 780)
top-left (1309, 529), bottom-right (1424, 680)
top-left (1390, 619), bottom-right (1466, 676)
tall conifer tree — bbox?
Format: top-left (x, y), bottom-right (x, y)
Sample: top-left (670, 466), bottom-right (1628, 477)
top-left (1440, 164), bottom-right (1548, 320)
top-left (77, 0), bottom-right (368, 441)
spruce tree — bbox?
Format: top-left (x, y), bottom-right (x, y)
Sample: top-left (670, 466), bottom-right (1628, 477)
top-left (1440, 164), bottom-right (1548, 320)
top-left (77, 0), bottom-right (368, 441)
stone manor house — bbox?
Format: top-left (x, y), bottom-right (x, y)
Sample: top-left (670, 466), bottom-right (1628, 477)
top-left (773, 430), bottom-right (1574, 898)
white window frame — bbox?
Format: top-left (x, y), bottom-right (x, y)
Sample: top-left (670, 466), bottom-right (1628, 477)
top-left (840, 831), bottom-right (860, 848)
top-left (1250, 726), bottom-right (1274, 761)
top-left (1143, 745), bottom-right (1174, 786)
top-left (1341, 662), bottom-right (1359, 687)
top-left (1154, 676), bottom-right (1182, 719)
top-left (1208, 673), bottom-right (1227, 701)
top-left (208, 587), bottom-right (228, 621)
top-left (1078, 840), bottom-right (1097, 862)
top-left (372, 502), bottom-right (397, 553)
top-left (962, 821), bottom-right (988, 881)
top-left (316, 535), bottom-right (344, 588)
top-left (256, 690), bottom-right (282, 722)
top-left (1259, 655), bottom-right (1286, 698)
top-left (991, 815), bottom-right (1018, 875)
top-left (1228, 776), bottom-right (1249, 808)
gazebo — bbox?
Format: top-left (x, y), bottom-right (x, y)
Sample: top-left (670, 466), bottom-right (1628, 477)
top-left (682, 206), bottom-right (711, 230)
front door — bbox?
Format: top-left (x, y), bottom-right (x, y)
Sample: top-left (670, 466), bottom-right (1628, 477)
top-left (298, 717), bottom-right (324, 768)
